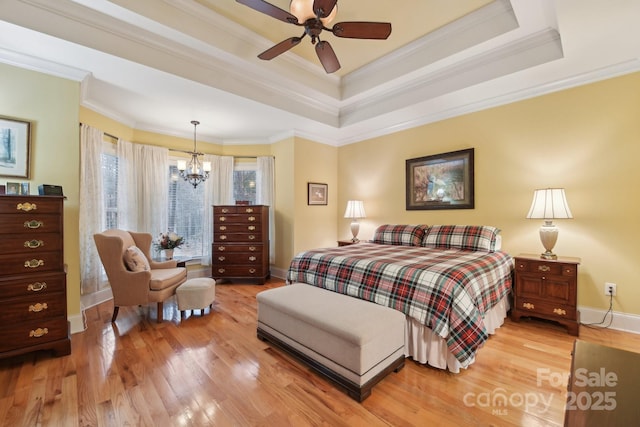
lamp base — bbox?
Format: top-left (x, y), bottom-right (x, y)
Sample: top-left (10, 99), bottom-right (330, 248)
top-left (540, 251), bottom-right (558, 260)
top-left (350, 221), bottom-right (360, 243)
top-left (538, 221), bottom-right (559, 260)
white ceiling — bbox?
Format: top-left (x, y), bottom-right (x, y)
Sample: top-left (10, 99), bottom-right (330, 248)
top-left (0, 0), bottom-right (639, 146)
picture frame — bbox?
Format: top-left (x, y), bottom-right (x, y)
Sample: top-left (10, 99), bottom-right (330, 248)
top-left (0, 116), bottom-right (31, 179)
top-left (6, 182), bottom-right (20, 195)
top-left (406, 148), bottom-right (474, 210)
top-left (308, 182), bottom-right (328, 205)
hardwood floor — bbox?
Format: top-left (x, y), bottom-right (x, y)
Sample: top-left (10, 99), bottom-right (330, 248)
top-left (1, 278), bottom-right (639, 426)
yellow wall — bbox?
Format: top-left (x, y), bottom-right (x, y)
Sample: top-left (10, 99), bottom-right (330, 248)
top-left (0, 63), bottom-right (81, 318)
top-left (293, 138), bottom-right (338, 253)
top-left (338, 71), bottom-right (640, 314)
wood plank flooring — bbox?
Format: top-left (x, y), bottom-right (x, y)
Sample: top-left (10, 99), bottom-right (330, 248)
top-left (1, 278), bottom-right (639, 426)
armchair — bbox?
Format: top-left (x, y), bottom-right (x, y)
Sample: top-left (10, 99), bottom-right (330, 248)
top-left (93, 229), bottom-right (187, 323)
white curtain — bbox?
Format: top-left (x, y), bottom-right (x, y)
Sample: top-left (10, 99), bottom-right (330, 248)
top-left (256, 156), bottom-right (276, 264)
top-left (117, 139), bottom-right (169, 234)
top-left (79, 124), bottom-right (106, 295)
top-left (202, 154), bottom-right (234, 265)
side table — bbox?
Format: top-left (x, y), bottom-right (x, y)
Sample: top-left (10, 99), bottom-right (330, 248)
top-left (511, 253), bottom-right (581, 335)
top-left (338, 240), bottom-right (359, 247)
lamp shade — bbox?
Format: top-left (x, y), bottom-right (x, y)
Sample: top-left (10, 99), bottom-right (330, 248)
top-left (344, 200), bottom-right (366, 219)
top-left (526, 188), bottom-right (573, 219)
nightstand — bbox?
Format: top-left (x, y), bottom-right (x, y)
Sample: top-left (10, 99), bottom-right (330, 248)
top-left (511, 253), bottom-right (581, 336)
top-left (337, 240), bottom-right (358, 247)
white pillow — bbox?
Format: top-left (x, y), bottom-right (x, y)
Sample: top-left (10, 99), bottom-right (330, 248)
top-left (124, 246), bottom-right (150, 272)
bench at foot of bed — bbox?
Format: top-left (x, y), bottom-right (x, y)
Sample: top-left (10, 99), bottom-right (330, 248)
top-left (256, 283), bottom-right (406, 402)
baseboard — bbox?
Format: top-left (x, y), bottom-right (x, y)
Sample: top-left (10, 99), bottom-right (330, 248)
top-left (270, 266), bottom-right (287, 280)
top-left (579, 305), bottom-right (640, 334)
top-left (69, 312), bottom-right (86, 335)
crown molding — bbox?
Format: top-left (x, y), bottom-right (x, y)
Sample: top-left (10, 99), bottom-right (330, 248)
top-left (0, 46), bottom-right (88, 81)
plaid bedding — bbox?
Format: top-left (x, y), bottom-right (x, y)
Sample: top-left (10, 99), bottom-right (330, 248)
top-left (286, 243), bottom-right (513, 368)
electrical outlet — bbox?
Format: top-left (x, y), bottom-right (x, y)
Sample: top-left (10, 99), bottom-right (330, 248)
top-left (604, 282), bottom-right (617, 296)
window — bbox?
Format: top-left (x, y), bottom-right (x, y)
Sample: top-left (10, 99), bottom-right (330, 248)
top-left (233, 158), bottom-right (257, 204)
top-left (167, 164), bottom-right (205, 258)
top-left (99, 151), bottom-right (258, 260)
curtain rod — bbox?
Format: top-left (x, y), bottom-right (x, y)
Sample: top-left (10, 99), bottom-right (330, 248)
top-left (81, 124), bottom-right (273, 158)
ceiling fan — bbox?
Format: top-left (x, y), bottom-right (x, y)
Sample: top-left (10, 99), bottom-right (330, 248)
top-left (236, 0), bottom-right (392, 73)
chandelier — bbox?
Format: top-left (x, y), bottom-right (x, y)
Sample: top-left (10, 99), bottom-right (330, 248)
top-left (177, 120), bottom-right (211, 188)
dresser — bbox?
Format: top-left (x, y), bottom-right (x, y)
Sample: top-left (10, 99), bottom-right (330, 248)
top-left (212, 205), bottom-right (269, 284)
top-left (0, 195), bottom-right (71, 358)
top-left (511, 253), bottom-right (581, 336)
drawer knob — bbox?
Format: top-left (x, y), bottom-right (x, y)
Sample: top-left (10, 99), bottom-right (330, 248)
top-left (218, 256), bottom-right (226, 261)
top-left (221, 208), bottom-right (229, 213)
top-left (248, 216), bottom-right (256, 222)
top-left (28, 282), bottom-right (48, 292)
top-left (29, 328), bottom-right (49, 338)
top-left (248, 225), bottom-right (256, 231)
top-left (220, 235), bottom-right (227, 240)
top-left (17, 202), bottom-right (37, 212)
top-left (249, 268), bottom-right (256, 274)
top-left (29, 303), bottom-right (48, 313)
top-left (249, 256), bottom-right (256, 262)
top-left (219, 216), bottom-right (226, 222)
top-left (218, 246), bottom-right (225, 251)
top-left (25, 259), bottom-right (45, 268)
top-left (553, 308), bottom-right (567, 316)
top-left (219, 226), bottom-right (227, 231)
top-left (24, 220), bottom-right (44, 229)
top-left (538, 265), bottom-right (551, 272)
top-left (249, 246), bottom-right (256, 251)
top-left (218, 268), bottom-right (226, 273)
top-left (24, 239), bottom-right (44, 249)
top-left (522, 302), bottom-right (535, 310)
top-left (245, 208), bottom-right (254, 213)
top-left (249, 235), bottom-right (256, 240)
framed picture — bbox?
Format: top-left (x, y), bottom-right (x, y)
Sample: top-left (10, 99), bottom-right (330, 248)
top-left (406, 148), bottom-right (474, 210)
top-left (6, 182), bottom-right (20, 195)
top-left (308, 182), bottom-right (328, 205)
top-left (0, 116), bottom-right (31, 179)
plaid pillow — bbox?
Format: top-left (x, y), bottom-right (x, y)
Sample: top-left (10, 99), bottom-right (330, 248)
top-left (422, 225), bottom-right (500, 252)
top-left (372, 224), bottom-right (428, 246)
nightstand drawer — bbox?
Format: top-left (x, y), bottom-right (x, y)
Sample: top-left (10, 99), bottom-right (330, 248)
top-left (516, 297), bottom-right (577, 320)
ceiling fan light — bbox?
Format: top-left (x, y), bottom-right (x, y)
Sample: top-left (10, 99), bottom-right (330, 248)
top-left (289, 0), bottom-right (337, 24)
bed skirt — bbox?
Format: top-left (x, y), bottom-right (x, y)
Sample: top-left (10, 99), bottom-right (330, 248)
top-left (404, 295), bottom-right (510, 373)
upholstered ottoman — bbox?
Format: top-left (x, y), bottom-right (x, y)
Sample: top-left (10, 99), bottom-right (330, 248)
top-left (257, 283), bottom-right (406, 401)
top-left (176, 278), bottom-right (216, 318)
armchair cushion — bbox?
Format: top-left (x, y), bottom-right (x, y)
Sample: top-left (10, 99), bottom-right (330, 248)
top-left (124, 245), bottom-right (151, 272)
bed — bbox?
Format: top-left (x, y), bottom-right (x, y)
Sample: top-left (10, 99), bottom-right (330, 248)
top-left (286, 224), bottom-right (514, 373)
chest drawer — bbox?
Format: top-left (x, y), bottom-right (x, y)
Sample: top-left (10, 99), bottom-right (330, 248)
top-left (213, 243), bottom-right (262, 253)
top-left (0, 292), bottom-right (66, 323)
top-left (0, 213), bottom-right (62, 235)
top-left (0, 317), bottom-right (69, 353)
top-left (0, 252), bottom-right (64, 276)
top-left (0, 198), bottom-right (62, 215)
top-left (213, 252), bottom-right (263, 265)
top-left (0, 272), bottom-right (66, 299)
top-left (1, 233), bottom-right (63, 255)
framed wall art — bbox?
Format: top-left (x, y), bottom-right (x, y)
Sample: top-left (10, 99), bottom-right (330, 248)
top-left (406, 148), bottom-right (474, 210)
top-left (0, 116), bottom-right (31, 179)
top-left (307, 182), bottom-right (328, 205)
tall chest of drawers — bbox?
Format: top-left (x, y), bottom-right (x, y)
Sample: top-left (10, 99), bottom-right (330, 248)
top-left (212, 205), bottom-right (269, 284)
top-left (0, 195), bottom-right (71, 358)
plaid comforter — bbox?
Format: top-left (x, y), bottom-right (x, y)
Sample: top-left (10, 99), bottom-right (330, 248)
top-left (286, 243), bottom-right (513, 368)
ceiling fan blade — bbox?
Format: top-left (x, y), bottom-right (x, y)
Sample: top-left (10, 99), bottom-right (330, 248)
top-left (312, 0), bottom-right (338, 19)
top-left (315, 40), bottom-right (340, 73)
top-left (258, 37), bottom-right (302, 60)
top-left (332, 22), bottom-right (392, 39)
top-left (236, 0), bottom-right (298, 24)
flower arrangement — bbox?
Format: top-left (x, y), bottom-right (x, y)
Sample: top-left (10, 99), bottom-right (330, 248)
top-left (154, 232), bottom-right (185, 250)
